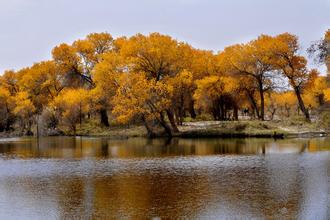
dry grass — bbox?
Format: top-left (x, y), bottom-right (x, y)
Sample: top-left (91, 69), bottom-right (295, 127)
top-left (74, 119), bottom-right (147, 138)
top-left (31, 118), bottom-right (327, 138)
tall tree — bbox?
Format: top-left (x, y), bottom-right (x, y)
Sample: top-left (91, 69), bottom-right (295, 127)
top-left (112, 72), bottom-right (174, 137)
top-left (218, 35), bottom-right (275, 120)
top-left (13, 91), bottom-right (36, 135)
top-left (92, 51), bottom-right (124, 127)
top-left (0, 86), bottom-right (15, 131)
top-left (120, 33), bottom-right (182, 132)
top-left (17, 61), bottom-right (62, 113)
top-left (52, 88), bottom-right (91, 135)
top-left (271, 33), bottom-right (316, 121)
top-left (166, 70), bottom-right (194, 125)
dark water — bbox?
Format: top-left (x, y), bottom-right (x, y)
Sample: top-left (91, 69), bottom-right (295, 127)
top-left (0, 137), bottom-right (329, 219)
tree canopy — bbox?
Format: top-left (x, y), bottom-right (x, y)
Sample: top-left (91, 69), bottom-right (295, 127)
top-left (1, 31), bottom-right (329, 136)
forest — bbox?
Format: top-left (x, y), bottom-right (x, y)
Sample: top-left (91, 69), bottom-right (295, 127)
top-left (0, 30), bottom-right (329, 137)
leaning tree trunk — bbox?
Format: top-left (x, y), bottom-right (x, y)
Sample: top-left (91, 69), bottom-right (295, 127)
top-left (159, 112), bottom-right (173, 137)
top-left (246, 91), bottom-right (260, 119)
top-left (141, 115), bottom-right (156, 138)
top-left (294, 87), bottom-right (311, 122)
top-left (166, 110), bottom-right (179, 133)
top-left (99, 108), bottom-right (110, 127)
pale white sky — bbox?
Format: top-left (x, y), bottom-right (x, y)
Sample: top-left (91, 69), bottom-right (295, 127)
top-left (0, 0), bottom-right (329, 73)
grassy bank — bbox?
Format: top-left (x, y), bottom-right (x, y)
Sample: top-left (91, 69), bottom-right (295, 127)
top-left (1, 119), bottom-right (327, 139)
top-left (73, 119), bottom-right (327, 139)
top-left (177, 120), bottom-right (327, 138)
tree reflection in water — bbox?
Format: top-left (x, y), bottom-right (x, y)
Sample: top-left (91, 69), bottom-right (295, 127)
top-left (0, 137), bottom-right (328, 219)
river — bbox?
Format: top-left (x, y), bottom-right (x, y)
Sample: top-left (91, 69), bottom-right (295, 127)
top-left (0, 137), bottom-right (329, 219)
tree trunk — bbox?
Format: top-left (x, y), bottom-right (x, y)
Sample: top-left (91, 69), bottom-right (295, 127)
top-left (73, 125), bottom-right (76, 136)
top-left (318, 94), bottom-right (325, 106)
top-left (5, 106), bottom-right (12, 131)
top-left (175, 110), bottom-right (183, 126)
top-left (220, 100), bottom-right (225, 121)
top-left (294, 87), bottom-right (311, 122)
top-left (212, 108), bottom-right (218, 120)
top-left (258, 82), bottom-right (265, 121)
top-left (212, 100), bottom-right (221, 120)
top-left (26, 118), bottom-right (33, 136)
top-left (246, 91), bottom-right (260, 119)
top-left (142, 115), bottom-right (156, 138)
top-left (189, 99), bottom-right (197, 119)
top-left (219, 97), bottom-right (229, 121)
top-left (5, 118), bottom-right (11, 131)
top-left (166, 110), bottom-right (179, 133)
top-left (100, 108), bottom-right (110, 127)
top-left (233, 105), bottom-right (239, 121)
top-left (179, 94), bottom-right (184, 124)
top-left (159, 112), bottom-right (173, 137)
top-left (270, 109), bottom-right (276, 120)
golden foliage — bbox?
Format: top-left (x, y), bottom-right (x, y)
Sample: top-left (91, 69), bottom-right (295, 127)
top-left (1, 30), bottom-right (329, 133)
top-left (324, 89), bottom-right (330, 102)
top-left (13, 91), bottom-right (36, 117)
top-left (194, 75), bottom-right (238, 109)
top-left (119, 33), bottom-right (181, 80)
top-left (92, 51), bottom-right (124, 109)
top-left (52, 89), bottom-right (91, 131)
top-left (112, 72), bottom-right (173, 123)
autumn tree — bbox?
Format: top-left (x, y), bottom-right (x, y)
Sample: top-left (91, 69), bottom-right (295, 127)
top-left (305, 74), bottom-right (328, 105)
top-left (265, 92), bottom-right (279, 120)
top-left (120, 33), bottom-right (180, 80)
top-left (218, 35), bottom-right (275, 120)
top-left (52, 33), bottom-right (114, 126)
top-left (52, 32), bottom-right (114, 88)
top-left (268, 91), bottom-right (297, 118)
top-left (0, 71), bottom-right (20, 131)
top-left (0, 70), bottom-right (19, 95)
top-left (186, 48), bottom-right (218, 118)
top-left (17, 61), bottom-right (62, 112)
top-left (52, 89), bottom-right (91, 135)
top-left (119, 33), bottom-right (183, 131)
top-left (92, 51), bottom-right (124, 126)
top-left (235, 76), bottom-right (261, 119)
top-left (166, 70), bottom-right (194, 125)
top-left (324, 89), bottom-right (330, 102)
top-left (72, 32), bottom-right (114, 81)
top-left (52, 43), bottom-right (84, 87)
top-left (271, 33), bottom-right (316, 121)
top-left (13, 91), bottom-right (36, 135)
top-left (194, 75), bottom-right (238, 120)
top-left (112, 72), bottom-right (174, 137)
top-left (0, 86), bottom-right (15, 131)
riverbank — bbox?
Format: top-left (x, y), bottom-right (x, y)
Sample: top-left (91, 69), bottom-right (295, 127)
top-left (0, 120), bottom-right (328, 139)
top-left (177, 120), bottom-right (328, 138)
top-left (77, 120), bottom-right (329, 138)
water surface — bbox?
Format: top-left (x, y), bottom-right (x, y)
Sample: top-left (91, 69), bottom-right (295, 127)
top-left (0, 137), bottom-right (329, 219)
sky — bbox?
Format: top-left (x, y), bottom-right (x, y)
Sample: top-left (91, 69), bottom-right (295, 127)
top-left (0, 0), bottom-right (329, 74)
